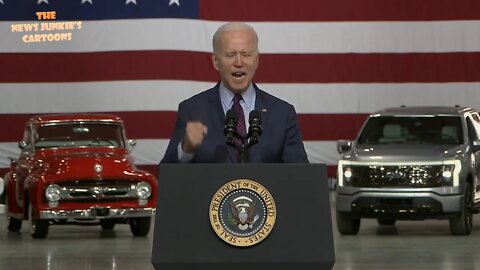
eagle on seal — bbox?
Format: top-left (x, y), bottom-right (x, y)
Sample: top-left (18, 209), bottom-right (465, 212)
top-left (230, 196), bottom-right (259, 231)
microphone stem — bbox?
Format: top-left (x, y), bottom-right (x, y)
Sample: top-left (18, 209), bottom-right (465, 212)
top-left (240, 143), bottom-right (247, 164)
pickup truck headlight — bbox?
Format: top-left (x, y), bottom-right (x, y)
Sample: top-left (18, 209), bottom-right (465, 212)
top-left (45, 184), bottom-right (62, 202)
top-left (343, 166), bottom-right (353, 186)
top-left (344, 168), bottom-right (353, 180)
top-left (442, 164), bottom-right (455, 183)
top-left (338, 163), bottom-right (354, 187)
top-left (135, 182), bottom-right (152, 199)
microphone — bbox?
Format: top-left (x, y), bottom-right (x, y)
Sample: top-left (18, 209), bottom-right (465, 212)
top-left (248, 110), bottom-right (262, 145)
top-left (224, 109), bottom-right (238, 146)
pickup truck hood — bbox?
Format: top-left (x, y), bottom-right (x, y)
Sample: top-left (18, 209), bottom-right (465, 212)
top-left (35, 147), bottom-right (140, 179)
top-left (343, 144), bottom-right (465, 163)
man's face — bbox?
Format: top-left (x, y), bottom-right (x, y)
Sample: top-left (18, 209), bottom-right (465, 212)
top-left (212, 29), bottom-right (259, 94)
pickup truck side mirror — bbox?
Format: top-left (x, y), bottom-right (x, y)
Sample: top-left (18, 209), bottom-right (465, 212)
top-left (0, 177), bottom-right (4, 197)
top-left (18, 141), bottom-right (27, 149)
top-left (337, 140), bottom-right (353, 154)
top-left (472, 140), bottom-right (480, 152)
top-left (127, 139), bottom-right (137, 152)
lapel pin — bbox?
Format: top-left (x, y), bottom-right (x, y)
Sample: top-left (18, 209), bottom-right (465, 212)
top-left (261, 109), bottom-right (267, 112)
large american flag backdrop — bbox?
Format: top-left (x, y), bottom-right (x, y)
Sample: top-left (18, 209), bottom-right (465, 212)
top-left (1, 0), bottom-right (480, 178)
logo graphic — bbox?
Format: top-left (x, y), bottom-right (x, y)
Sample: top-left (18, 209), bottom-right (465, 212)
top-left (386, 169), bottom-right (404, 180)
top-left (209, 179), bottom-right (276, 247)
top-left (94, 164), bottom-right (103, 173)
top-left (92, 186), bottom-right (104, 197)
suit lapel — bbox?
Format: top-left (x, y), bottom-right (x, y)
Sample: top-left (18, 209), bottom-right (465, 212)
top-left (207, 83), bottom-right (236, 163)
top-left (250, 85), bottom-right (269, 162)
top-left (207, 83), bottom-right (225, 134)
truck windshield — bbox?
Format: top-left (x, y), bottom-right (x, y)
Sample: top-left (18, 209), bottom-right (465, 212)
top-left (357, 116), bottom-right (463, 145)
top-left (34, 123), bottom-right (125, 149)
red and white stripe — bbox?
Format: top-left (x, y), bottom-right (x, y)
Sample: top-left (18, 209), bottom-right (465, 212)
top-left (1, 0), bottom-right (480, 177)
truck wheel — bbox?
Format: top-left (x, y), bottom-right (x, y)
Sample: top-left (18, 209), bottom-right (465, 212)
top-left (377, 218), bottom-right (396, 226)
top-left (129, 217), bottom-right (151, 237)
top-left (100, 219), bottom-right (116, 230)
top-left (28, 203), bottom-right (49, 239)
top-left (336, 210), bottom-right (360, 235)
top-left (7, 216), bottom-right (22, 232)
top-left (449, 182), bottom-right (473, 235)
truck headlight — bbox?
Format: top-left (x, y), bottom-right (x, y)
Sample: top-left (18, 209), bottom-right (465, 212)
top-left (442, 164), bottom-right (455, 183)
top-left (135, 182), bottom-right (152, 199)
top-left (344, 168), bottom-right (353, 179)
top-left (45, 184), bottom-right (62, 202)
top-left (343, 166), bottom-right (353, 186)
top-left (442, 170), bottom-right (452, 179)
top-left (338, 163), bottom-right (354, 187)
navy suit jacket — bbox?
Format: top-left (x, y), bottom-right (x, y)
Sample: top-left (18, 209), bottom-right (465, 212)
top-left (161, 83), bottom-right (308, 163)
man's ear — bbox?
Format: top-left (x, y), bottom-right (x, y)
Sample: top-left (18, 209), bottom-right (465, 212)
top-left (211, 54), bottom-right (219, 71)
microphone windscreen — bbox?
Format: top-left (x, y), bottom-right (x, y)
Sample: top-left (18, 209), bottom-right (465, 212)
top-left (249, 110), bottom-right (261, 123)
top-left (226, 109), bottom-right (238, 122)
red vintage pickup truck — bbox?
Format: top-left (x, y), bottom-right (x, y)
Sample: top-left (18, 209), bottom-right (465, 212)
top-left (3, 114), bottom-right (157, 238)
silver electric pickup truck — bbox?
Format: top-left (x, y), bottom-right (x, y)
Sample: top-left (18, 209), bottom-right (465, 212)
top-left (336, 106), bottom-right (480, 235)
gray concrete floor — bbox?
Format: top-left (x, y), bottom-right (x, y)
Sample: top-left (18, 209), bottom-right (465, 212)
top-left (1, 192), bottom-right (480, 270)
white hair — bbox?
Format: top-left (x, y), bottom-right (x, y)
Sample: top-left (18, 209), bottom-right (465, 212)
top-left (212, 22), bottom-right (259, 54)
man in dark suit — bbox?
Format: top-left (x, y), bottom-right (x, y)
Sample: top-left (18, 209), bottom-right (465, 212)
top-left (161, 22), bottom-right (308, 164)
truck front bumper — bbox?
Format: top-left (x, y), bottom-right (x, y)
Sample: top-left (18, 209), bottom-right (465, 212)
top-left (39, 207), bottom-right (155, 219)
top-left (336, 190), bottom-right (462, 219)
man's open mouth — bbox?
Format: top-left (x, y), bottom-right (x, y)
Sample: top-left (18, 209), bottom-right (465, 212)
top-left (232, 72), bottom-right (246, 79)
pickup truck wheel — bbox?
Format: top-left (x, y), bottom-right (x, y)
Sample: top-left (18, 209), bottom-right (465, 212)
top-left (28, 203), bottom-right (49, 239)
top-left (7, 216), bottom-right (22, 232)
top-left (129, 217), bottom-right (151, 237)
top-left (449, 182), bottom-right (473, 235)
top-left (377, 218), bottom-right (396, 226)
top-left (100, 220), bottom-right (116, 230)
top-left (336, 210), bottom-right (360, 235)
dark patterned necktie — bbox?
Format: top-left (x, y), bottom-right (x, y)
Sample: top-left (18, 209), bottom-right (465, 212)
top-left (232, 94), bottom-right (247, 162)
top-left (232, 94), bottom-right (247, 141)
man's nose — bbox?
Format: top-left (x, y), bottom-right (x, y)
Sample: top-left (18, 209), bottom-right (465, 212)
top-left (233, 54), bottom-right (243, 66)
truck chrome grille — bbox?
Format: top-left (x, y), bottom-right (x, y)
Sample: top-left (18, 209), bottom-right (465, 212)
top-left (349, 165), bottom-right (444, 187)
top-left (54, 180), bottom-right (137, 202)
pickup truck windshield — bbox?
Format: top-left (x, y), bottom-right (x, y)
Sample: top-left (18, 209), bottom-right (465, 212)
top-left (34, 123), bottom-right (125, 149)
top-left (357, 116), bottom-right (463, 145)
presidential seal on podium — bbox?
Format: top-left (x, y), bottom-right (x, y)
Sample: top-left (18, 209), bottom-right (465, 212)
top-left (209, 179), bottom-right (276, 247)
